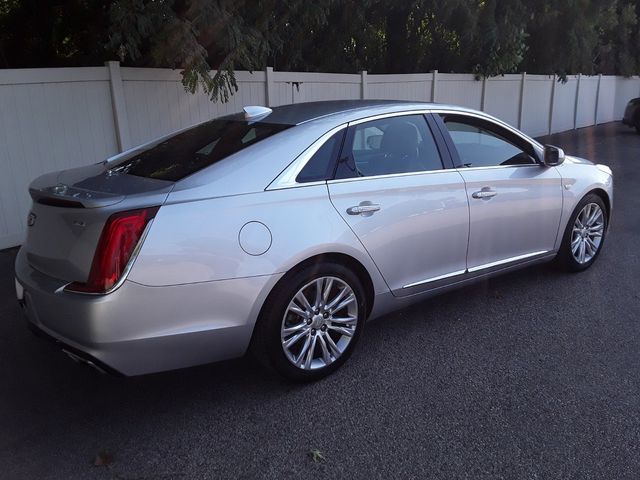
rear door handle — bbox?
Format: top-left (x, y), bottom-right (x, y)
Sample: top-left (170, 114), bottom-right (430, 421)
top-left (472, 189), bottom-right (497, 199)
top-left (347, 203), bottom-right (381, 215)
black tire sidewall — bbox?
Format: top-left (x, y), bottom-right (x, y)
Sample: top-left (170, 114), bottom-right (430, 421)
top-left (256, 262), bottom-right (367, 382)
top-left (558, 193), bottom-right (607, 272)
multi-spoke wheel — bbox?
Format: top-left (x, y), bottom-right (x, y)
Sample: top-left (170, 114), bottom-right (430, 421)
top-left (558, 193), bottom-right (608, 271)
top-left (252, 262), bottom-right (366, 381)
top-left (281, 276), bottom-right (358, 370)
top-left (570, 202), bottom-right (605, 264)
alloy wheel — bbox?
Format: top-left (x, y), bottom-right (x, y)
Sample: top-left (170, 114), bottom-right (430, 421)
top-left (280, 276), bottom-right (358, 370)
top-left (571, 202), bottom-right (605, 264)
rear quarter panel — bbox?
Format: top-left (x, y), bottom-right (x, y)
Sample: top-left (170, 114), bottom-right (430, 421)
top-left (128, 185), bottom-right (389, 296)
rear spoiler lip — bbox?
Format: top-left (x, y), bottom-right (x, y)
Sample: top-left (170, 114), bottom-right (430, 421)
top-left (28, 185), bottom-right (125, 208)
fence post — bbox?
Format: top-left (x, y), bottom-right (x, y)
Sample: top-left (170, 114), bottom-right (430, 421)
top-left (573, 73), bottom-right (582, 129)
top-left (548, 74), bottom-right (556, 135)
top-left (265, 66), bottom-right (274, 107)
top-left (106, 61), bottom-right (131, 152)
top-left (518, 72), bottom-right (526, 129)
top-left (431, 70), bottom-right (438, 102)
top-left (361, 71), bottom-right (368, 99)
top-left (481, 76), bottom-right (488, 111)
top-left (594, 73), bottom-right (602, 125)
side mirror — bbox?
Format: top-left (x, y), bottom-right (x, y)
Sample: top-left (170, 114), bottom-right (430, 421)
top-left (543, 145), bottom-right (565, 166)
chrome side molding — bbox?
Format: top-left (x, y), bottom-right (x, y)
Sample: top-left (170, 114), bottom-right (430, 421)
top-left (402, 250), bottom-right (550, 289)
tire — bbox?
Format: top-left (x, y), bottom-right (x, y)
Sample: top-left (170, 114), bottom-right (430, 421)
top-left (251, 262), bottom-right (367, 382)
top-left (557, 193), bottom-right (608, 272)
top-left (635, 124), bottom-right (640, 135)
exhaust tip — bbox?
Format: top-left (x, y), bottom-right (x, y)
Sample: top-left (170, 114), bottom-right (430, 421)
top-left (62, 349), bottom-right (107, 374)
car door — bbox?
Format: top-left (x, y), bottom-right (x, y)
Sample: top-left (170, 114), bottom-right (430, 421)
top-left (437, 113), bottom-right (563, 273)
top-left (327, 113), bottom-right (469, 296)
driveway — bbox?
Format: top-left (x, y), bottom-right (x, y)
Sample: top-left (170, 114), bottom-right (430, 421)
top-left (1, 122), bottom-right (639, 479)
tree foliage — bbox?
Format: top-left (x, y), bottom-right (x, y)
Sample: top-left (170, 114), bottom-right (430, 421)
top-left (0, 0), bottom-right (638, 101)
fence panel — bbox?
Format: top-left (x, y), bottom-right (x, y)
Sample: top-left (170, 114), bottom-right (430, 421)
top-left (437, 74), bottom-right (482, 110)
top-left (0, 68), bottom-right (118, 248)
top-left (0, 64), bottom-right (638, 249)
top-left (551, 76), bottom-right (579, 133)
top-left (272, 72), bottom-right (361, 104)
top-left (521, 75), bottom-right (553, 137)
top-left (596, 76), bottom-right (617, 124)
top-left (576, 76), bottom-right (599, 128)
top-left (121, 68), bottom-right (266, 146)
top-left (483, 75), bottom-right (522, 127)
top-left (368, 74), bottom-right (432, 101)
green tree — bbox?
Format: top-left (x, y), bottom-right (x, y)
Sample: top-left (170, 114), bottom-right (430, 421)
top-left (0, 0), bottom-right (111, 68)
top-left (597, 0), bottom-right (639, 76)
top-left (108, 0), bottom-right (333, 101)
top-left (1, 0), bottom-right (639, 101)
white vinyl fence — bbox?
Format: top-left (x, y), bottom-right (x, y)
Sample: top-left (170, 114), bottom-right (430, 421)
top-left (1, 62), bottom-right (639, 249)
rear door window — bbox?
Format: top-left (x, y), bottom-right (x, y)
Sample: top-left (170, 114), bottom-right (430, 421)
top-left (339, 115), bottom-right (444, 178)
top-left (110, 119), bottom-right (292, 181)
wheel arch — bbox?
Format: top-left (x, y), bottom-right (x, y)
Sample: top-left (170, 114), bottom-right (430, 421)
top-left (247, 251), bottom-right (376, 360)
top-left (587, 187), bottom-right (611, 222)
top-left (266, 252), bottom-right (375, 319)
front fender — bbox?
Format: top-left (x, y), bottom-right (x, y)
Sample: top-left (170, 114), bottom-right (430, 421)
top-left (553, 160), bottom-right (613, 250)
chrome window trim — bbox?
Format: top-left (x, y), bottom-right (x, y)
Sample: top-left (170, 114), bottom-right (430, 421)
top-left (268, 107), bottom-right (543, 190)
top-left (266, 124), bottom-right (347, 190)
top-left (327, 167), bottom-right (457, 185)
top-left (467, 250), bottom-right (549, 273)
top-left (347, 109), bottom-right (433, 126)
top-left (455, 164), bottom-right (542, 172)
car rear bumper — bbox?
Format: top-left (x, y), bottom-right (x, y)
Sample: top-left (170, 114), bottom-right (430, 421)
top-left (14, 247), bottom-right (281, 376)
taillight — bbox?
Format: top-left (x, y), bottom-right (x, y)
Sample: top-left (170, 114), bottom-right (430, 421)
top-left (66, 207), bottom-right (159, 294)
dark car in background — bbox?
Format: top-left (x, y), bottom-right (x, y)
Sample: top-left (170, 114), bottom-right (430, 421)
top-left (623, 98), bottom-right (640, 134)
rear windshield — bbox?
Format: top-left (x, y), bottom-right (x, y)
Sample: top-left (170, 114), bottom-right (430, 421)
top-left (110, 119), bottom-right (292, 181)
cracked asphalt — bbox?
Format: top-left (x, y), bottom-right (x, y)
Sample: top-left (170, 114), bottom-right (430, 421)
top-left (1, 122), bottom-right (639, 479)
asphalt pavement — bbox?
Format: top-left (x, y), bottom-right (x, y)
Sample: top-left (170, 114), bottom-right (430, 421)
top-left (1, 122), bottom-right (639, 479)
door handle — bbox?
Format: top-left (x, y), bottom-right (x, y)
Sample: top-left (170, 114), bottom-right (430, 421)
top-left (472, 189), bottom-right (497, 199)
top-left (347, 203), bottom-right (381, 215)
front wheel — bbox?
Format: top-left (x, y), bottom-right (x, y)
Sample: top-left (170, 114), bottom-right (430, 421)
top-left (252, 262), bottom-right (367, 382)
top-left (557, 193), bottom-right (608, 272)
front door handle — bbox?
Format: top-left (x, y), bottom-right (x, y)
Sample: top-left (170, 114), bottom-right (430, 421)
top-left (347, 203), bottom-right (381, 216)
top-left (472, 189), bottom-right (497, 199)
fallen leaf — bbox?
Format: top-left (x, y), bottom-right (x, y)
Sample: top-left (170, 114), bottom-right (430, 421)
top-left (308, 449), bottom-right (326, 463)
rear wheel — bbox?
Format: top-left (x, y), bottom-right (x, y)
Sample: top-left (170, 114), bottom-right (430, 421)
top-left (252, 262), bottom-right (367, 382)
top-left (557, 193), bottom-right (607, 272)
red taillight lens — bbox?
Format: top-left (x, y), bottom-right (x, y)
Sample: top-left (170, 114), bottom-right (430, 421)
top-left (66, 207), bottom-right (159, 294)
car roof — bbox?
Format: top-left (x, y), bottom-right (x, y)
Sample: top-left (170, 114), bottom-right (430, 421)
top-left (245, 100), bottom-right (475, 126)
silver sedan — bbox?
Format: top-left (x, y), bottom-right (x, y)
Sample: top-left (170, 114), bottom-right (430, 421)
top-left (15, 100), bottom-right (613, 381)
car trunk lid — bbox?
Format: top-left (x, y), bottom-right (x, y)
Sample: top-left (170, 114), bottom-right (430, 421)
top-left (24, 162), bottom-right (173, 283)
